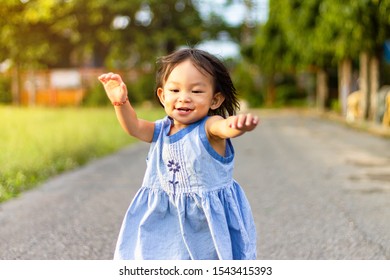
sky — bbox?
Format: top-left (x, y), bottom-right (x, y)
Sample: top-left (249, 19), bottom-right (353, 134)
top-left (196, 0), bottom-right (268, 25)
top-left (196, 0), bottom-right (269, 59)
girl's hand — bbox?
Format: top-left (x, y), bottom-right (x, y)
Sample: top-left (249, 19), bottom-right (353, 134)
top-left (98, 73), bottom-right (128, 104)
top-left (228, 113), bottom-right (259, 131)
top-left (207, 113), bottom-right (259, 141)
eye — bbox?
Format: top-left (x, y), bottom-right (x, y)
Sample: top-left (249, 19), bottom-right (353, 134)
top-left (169, 89), bottom-right (179, 93)
top-left (192, 90), bottom-right (204, 94)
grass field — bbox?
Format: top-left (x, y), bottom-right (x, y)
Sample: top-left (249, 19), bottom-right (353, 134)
top-left (0, 106), bottom-right (165, 203)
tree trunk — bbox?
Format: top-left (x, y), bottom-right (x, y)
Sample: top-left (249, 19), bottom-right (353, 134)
top-left (338, 58), bottom-right (352, 116)
top-left (359, 52), bottom-right (369, 120)
top-left (369, 55), bottom-right (380, 121)
top-left (11, 65), bottom-right (21, 105)
top-left (316, 68), bottom-right (328, 111)
top-left (27, 69), bottom-right (36, 107)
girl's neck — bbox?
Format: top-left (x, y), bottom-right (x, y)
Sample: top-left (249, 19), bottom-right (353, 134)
top-left (168, 119), bottom-right (189, 136)
top-left (167, 116), bottom-right (205, 136)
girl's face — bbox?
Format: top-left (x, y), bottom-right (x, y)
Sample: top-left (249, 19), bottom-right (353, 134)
top-left (157, 59), bottom-right (224, 130)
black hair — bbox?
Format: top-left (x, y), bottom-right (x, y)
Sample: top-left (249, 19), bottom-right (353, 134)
top-left (155, 48), bottom-right (240, 118)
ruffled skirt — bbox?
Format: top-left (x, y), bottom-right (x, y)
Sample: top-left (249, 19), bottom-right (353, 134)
top-left (114, 182), bottom-right (256, 260)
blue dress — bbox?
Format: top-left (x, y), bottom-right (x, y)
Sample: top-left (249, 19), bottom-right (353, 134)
top-left (114, 116), bottom-right (256, 260)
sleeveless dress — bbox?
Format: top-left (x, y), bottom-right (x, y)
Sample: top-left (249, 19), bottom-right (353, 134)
top-left (114, 116), bottom-right (256, 260)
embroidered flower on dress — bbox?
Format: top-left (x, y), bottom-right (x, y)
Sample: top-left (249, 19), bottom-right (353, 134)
top-left (167, 160), bottom-right (180, 189)
top-left (168, 160), bottom-right (181, 173)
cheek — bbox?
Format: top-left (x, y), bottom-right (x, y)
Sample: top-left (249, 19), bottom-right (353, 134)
top-left (163, 93), bottom-right (175, 103)
top-left (196, 97), bottom-right (214, 109)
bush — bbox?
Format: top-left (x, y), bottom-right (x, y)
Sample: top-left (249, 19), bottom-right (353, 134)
top-left (232, 61), bottom-right (265, 107)
top-left (127, 72), bottom-right (156, 105)
top-left (275, 84), bottom-right (307, 106)
top-left (82, 83), bottom-right (110, 107)
top-left (0, 76), bottom-right (12, 104)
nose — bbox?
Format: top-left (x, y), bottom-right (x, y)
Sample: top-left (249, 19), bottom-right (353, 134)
top-left (178, 91), bottom-right (191, 102)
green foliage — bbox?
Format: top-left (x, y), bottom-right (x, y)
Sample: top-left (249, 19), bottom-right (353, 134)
top-left (83, 83), bottom-right (110, 107)
top-left (275, 84), bottom-right (307, 107)
top-left (0, 106), bottom-right (165, 203)
top-left (0, 0), bottom-right (73, 68)
top-left (330, 99), bottom-right (341, 114)
top-left (127, 71), bottom-right (156, 105)
top-left (1, 0), bottom-right (239, 106)
top-left (0, 76), bottom-right (11, 103)
top-left (0, 0), bottom-right (235, 70)
top-left (251, 14), bottom-right (289, 75)
top-left (232, 60), bottom-right (264, 107)
top-left (241, 0), bottom-right (390, 107)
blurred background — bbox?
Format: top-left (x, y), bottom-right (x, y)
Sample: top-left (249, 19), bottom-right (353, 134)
top-left (1, 0), bottom-right (390, 202)
top-left (1, 0), bottom-right (390, 117)
top-left (0, 0), bottom-right (268, 107)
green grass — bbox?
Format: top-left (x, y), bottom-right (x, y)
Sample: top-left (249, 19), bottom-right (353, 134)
top-left (0, 106), bottom-right (165, 203)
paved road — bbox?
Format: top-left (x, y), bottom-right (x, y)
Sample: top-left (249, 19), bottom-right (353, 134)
top-left (0, 111), bottom-right (389, 260)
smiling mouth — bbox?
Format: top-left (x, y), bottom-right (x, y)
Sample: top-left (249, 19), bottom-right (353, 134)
top-left (176, 107), bottom-right (192, 112)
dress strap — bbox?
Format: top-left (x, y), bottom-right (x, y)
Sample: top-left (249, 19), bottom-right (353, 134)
top-left (151, 117), bottom-right (168, 143)
top-left (199, 116), bottom-right (234, 164)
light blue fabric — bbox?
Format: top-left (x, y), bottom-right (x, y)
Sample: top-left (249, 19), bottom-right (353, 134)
top-left (114, 116), bottom-right (256, 260)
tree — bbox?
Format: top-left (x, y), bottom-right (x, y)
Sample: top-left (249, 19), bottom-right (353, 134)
top-left (106, 0), bottom-right (205, 68)
top-left (0, 0), bottom-right (76, 104)
top-left (246, 0), bottom-right (291, 105)
top-left (244, 0), bottom-right (331, 107)
top-left (275, 0), bottom-right (333, 110)
top-left (243, 0), bottom-right (390, 116)
top-left (314, 0), bottom-right (390, 119)
top-left (0, 0), bottom-right (236, 105)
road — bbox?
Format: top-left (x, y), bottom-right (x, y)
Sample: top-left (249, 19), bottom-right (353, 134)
top-left (0, 111), bottom-right (389, 259)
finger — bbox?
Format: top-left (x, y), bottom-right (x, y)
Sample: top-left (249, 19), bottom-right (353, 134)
top-left (247, 115), bottom-right (259, 131)
top-left (245, 113), bottom-right (253, 127)
top-left (98, 74), bottom-right (107, 83)
top-left (98, 73), bottom-right (114, 83)
top-left (111, 74), bottom-right (122, 83)
top-left (229, 116), bottom-right (239, 129)
top-left (121, 83), bottom-right (128, 95)
top-left (237, 114), bottom-right (247, 128)
top-left (104, 72), bottom-right (115, 82)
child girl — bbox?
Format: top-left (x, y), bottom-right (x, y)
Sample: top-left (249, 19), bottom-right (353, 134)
top-left (98, 48), bottom-right (258, 260)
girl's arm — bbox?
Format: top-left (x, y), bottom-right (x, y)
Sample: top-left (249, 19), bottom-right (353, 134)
top-left (207, 113), bottom-right (259, 140)
top-left (98, 73), bottom-right (155, 143)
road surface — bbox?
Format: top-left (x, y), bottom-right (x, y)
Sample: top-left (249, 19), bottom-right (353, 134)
top-left (0, 111), bottom-right (389, 259)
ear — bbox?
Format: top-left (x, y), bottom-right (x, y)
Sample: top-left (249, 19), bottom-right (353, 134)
top-left (210, 92), bottom-right (225, 110)
top-left (157, 87), bottom-right (165, 106)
